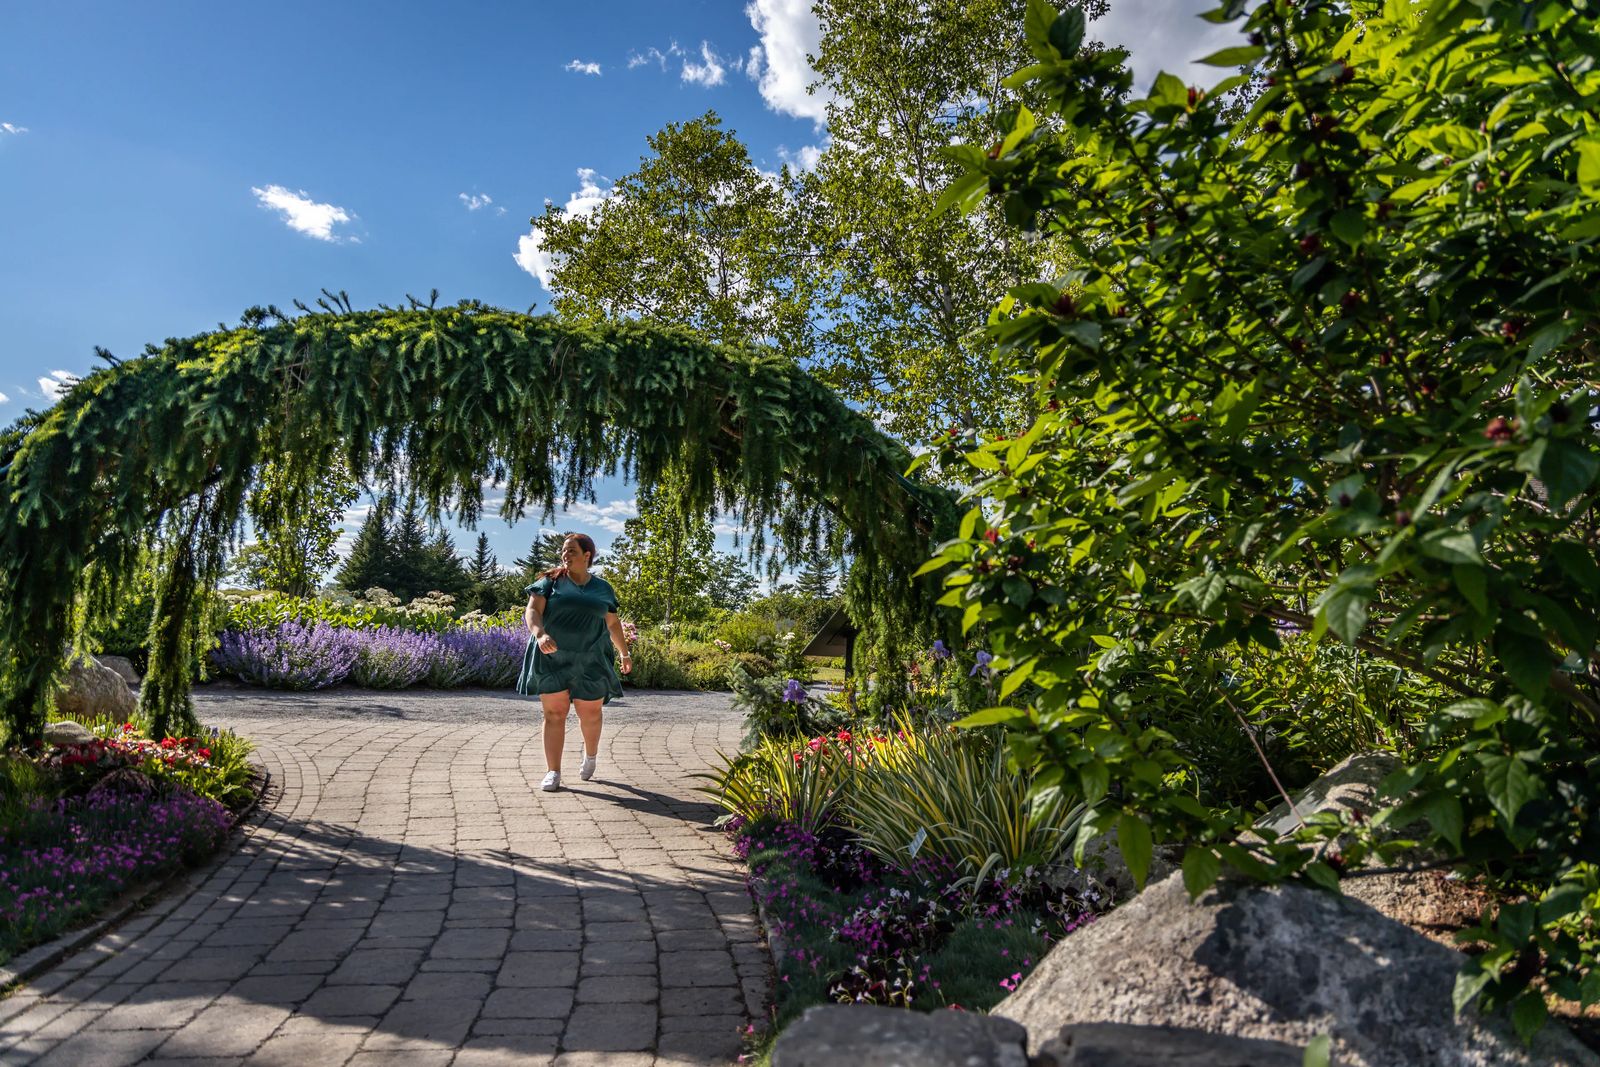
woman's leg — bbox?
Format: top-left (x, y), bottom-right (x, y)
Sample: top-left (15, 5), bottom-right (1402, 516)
top-left (574, 698), bottom-right (604, 758)
top-left (540, 691), bottom-right (572, 771)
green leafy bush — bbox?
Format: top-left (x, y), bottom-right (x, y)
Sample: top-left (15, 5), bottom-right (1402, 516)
top-left (929, 0), bottom-right (1600, 1030)
top-left (712, 612), bottom-right (780, 653)
top-left (849, 726), bottom-right (1084, 877)
top-left (699, 736), bottom-right (855, 833)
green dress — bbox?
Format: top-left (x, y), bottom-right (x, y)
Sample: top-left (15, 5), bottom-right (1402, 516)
top-left (516, 573), bottom-right (624, 703)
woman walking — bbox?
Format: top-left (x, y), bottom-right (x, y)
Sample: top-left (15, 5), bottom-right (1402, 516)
top-left (518, 533), bottom-right (631, 791)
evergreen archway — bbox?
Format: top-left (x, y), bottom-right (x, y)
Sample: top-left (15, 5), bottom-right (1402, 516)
top-left (0, 303), bottom-right (956, 740)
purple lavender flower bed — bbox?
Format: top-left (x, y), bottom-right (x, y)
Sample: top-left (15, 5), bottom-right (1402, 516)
top-left (211, 621), bottom-right (524, 691)
top-left (734, 816), bottom-right (1104, 1029)
top-left (0, 789), bottom-right (233, 964)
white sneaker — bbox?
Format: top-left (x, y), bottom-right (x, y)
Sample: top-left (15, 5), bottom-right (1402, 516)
top-left (540, 771), bottom-right (561, 792)
top-left (580, 753), bottom-right (597, 781)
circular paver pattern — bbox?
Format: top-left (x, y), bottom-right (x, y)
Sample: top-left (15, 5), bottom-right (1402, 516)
top-left (0, 686), bottom-right (768, 1066)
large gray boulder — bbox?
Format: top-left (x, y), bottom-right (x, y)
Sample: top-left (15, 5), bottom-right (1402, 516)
top-left (1253, 750), bottom-right (1399, 839)
top-left (995, 873), bottom-right (1597, 1067)
top-left (54, 654), bottom-right (137, 721)
top-left (1033, 1022), bottom-right (1302, 1066)
top-left (97, 655), bottom-right (141, 686)
top-left (43, 720), bottom-right (96, 746)
top-left (1259, 751), bottom-right (1494, 944)
top-left (772, 1004), bottom-right (1027, 1067)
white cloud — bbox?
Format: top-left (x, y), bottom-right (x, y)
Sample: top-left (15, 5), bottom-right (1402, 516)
top-left (681, 41), bottom-right (727, 87)
top-left (778, 142), bottom-right (825, 172)
top-left (628, 45), bottom-right (677, 71)
top-left (250, 184), bottom-right (355, 242)
top-left (514, 168), bottom-right (613, 291)
top-left (38, 370), bottom-right (79, 401)
top-left (1, 122), bottom-right (27, 135)
top-left (565, 59), bottom-right (602, 76)
top-left (744, 0), bottom-right (831, 124)
top-left (459, 192), bottom-right (493, 211)
top-left (0, 390), bottom-right (9, 404)
top-left (1092, 0), bottom-right (1251, 93)
top-left (562, 497), bottom-right (639, 534)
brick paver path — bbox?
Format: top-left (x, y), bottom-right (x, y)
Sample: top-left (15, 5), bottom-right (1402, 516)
top-left (0, 686), bottom-right (767, 1066)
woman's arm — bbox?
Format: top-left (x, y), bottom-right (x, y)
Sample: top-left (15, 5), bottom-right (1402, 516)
top-left (526, 595), bottom-right (557, 653)
top-left (606, 612), bottom-right (632, 674)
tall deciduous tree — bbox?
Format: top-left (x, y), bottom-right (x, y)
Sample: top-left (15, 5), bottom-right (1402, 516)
top-left (706, 552), bottom-right (761, 612)
top-left (533, 3), bottom-right (1108, 444)
top-left (603, 472), bottom-right (716, 626)
top-left (534, 113), bottom-right (811, 355)
top-left (243, 454), bottom-right (358, 597)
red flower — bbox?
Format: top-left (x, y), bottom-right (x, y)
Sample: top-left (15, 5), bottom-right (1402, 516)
top-left (198, 748), bottom-right (212, 759)
top-left (836, 730), bottom-right (852, 743)
top-left (983, 529), bottom-right (1000, 544)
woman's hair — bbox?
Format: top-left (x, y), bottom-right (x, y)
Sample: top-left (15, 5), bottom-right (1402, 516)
top-left (541, 532), bottom-right (597, 581)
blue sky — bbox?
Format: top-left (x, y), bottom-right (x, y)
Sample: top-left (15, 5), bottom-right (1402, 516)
top-left (0, 0), bottom-right (1240, 575)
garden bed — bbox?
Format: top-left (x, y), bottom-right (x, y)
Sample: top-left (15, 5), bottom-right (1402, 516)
top-left (0, 718), bottom-right (263, 970)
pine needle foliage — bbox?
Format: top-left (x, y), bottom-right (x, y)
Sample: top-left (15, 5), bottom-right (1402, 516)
top-left (0, 304), bottom-right (956, 741)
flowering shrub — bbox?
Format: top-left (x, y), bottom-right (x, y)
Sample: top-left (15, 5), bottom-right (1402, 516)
top-left (210, 621), bottom-right (360, 690)
top-left (734, 816), bottom-right (1107, 1030)
top-left (0, 787), bottom-right (232, 964)
top-left (211, 621), bottom-right (525, 691)
top-left (730, 665), bottom-right (847, 747)
top-left (39, 720), bottom-right (257, 810)
top-left (220, 587), bottom-right (470, 634)
top-left (347, 626), bottom-right (433, 688)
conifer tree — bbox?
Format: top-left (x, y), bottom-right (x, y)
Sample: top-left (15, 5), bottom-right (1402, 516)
top-left (513, 532), bottom-right (567, 578)
top-left (336, 500), bottom-right (394, 593)
top-left (468, 532), bottom-right (497, 585)
top-left (796, 552), bottom-right (839, 600)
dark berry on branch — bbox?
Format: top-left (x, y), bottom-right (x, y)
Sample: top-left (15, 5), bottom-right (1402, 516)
top-left (1484, 416), bottom-right (1515, 443)
top-left (1394, 509), bottom-right (1412, 527)
top-left (1249, 31), bottom-right (1264, 46)
top-left (1500, 318), bottom-right (1525, 340)
top-left (1337, 493), bottom-right (1352, 507)
top-left (1340, 290), bottom-right (1362, 313)
top-left (1052, 293), bottom-right (1076, 317)
top-left (1298, 234), bottom-right (1322, 256)
top-left (1551, 402), bottom-right (1571, 423)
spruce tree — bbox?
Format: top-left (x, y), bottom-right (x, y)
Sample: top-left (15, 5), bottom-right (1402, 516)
top-left (468, 532), bottom-right (496, 585)
top-left (336, 501), bottom-right (394, 593)
top-left (513, 531), bottom-right (567, 578)
top-left (467, 532), bottom-right (499, 613)
top-left (795, 552), bottom-right (838, 600)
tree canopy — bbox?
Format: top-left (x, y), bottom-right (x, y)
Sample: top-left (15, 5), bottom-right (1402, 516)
top-left (0, 306), bottom-right (955, 741)
top-left (931, 0), bottom-right (1600, 1028)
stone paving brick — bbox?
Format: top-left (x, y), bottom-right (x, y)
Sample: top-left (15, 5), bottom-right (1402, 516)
top-left (496, 951), bottom-right (580, 988)
top-left (453, 1033), bottom-right (560, 1065)
top-left (562, 1002), bottom-right (658, 1052)
top-left (154, 1001), bottom-right (292, 1058)
top-left (300, 983), bottom-right (403, 1017)
top-left (327, 947), bottom-right (427, 985)
top-left (5, 691), bottom-right (766, 1065)
top-left (363, 995), bottom-right (481, 1050)
top-left (430, 927), bottom-right (511, 958)
top-left (575, 973), bottom-right (660, 1003)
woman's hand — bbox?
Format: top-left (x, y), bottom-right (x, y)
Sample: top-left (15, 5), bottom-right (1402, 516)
top-left (619, 651), bottom-right (632, 675)
top-left (536, 633), bottom-right (559, 655)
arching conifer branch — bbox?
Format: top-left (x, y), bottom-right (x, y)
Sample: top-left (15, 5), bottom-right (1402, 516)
top-left (0, 305), bottom-right (957, 740)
